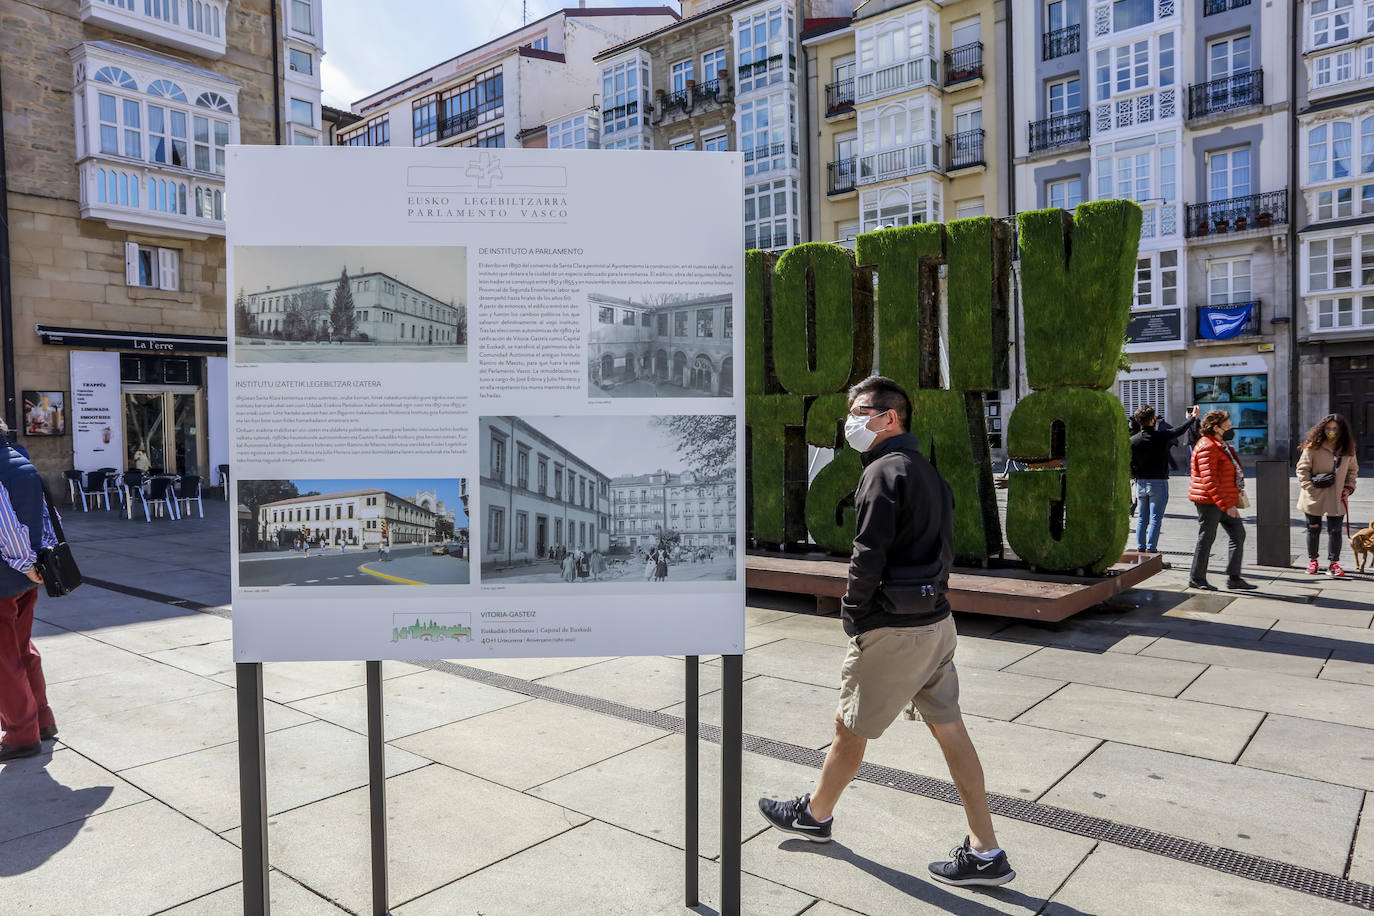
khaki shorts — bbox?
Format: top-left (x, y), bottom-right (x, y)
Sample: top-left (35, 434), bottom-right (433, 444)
top-left (837, 616), bottom-right (961, 739)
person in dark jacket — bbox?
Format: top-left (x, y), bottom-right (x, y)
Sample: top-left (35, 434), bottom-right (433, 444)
top-left (758, 376), bottom-right (1015, 889)
top-left (0, 421), bottom-right (60, 762)
top-left (1129, 404), bottom-right (1197, 554)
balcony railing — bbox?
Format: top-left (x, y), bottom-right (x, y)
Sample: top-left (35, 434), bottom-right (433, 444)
top-left (1042, 24), bottom-right (1080, 60)
top-left (438, 111), bottom-right (479, 141)
top-left (946, 129), bottom-right (985, 171)
top-left (858, 142), bottom-right (941, 185)
top-left (944, 42), bottom-right (983, 87)
top-left (1195, 300), bottom-right (1262, 339)
top-left (79, 157), bottom-right (225, 238)
top-left (1184, 190), bottom-right (1288, 238)
top-left (826, 78), bottom-right (855, 116)
top-left (743, 141), bottom-right (799, 163)
top-left (1204, 0), bottom-right (1252, 15)
top-left (1187, 68), bottom-right (1263, 120)
top-left (693, 77), bottom-right (727, 103)
top-left (855, 57), bottom-right (939, 103)
top-left (828, 157), bottom-right (857, 194)
top-left (1028, 110), bottom-right (1090, 152)
top-left (80, 0), bottom-right (227, 58)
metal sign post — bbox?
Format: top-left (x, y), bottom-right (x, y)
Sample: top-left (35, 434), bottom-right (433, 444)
top-left (721, 653), bottom-right (744, 916)
top-left (366, 661), bottom-right (389, 916)
top-left (236, 662), bottom-right (270, 916)
top-left (684, 656), bottom-right (699, 907)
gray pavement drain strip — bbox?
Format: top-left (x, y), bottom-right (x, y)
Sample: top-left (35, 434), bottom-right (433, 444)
top-left (70, 582), bottom-right (1373, 910)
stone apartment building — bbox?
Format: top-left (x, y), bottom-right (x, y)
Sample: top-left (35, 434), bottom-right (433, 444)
top-left (1, 0), bottom-right (322, 487)
top-left (586, 292), bottom-right (734, 395)
top-left (609, 469), bottom-right (737, 551)
top-left (258, 487), bottom-right (447, 548)
top-left (335, 6), bottom-right (678, 151)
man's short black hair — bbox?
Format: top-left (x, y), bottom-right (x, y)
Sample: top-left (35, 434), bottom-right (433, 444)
top-left (847, 375), bottom-right (911, 430)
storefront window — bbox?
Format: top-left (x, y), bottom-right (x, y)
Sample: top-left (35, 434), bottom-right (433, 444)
top-left (1193, 373), bottom-right (1268, 455)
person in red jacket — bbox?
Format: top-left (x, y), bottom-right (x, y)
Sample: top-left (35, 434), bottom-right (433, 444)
top-left (1187, 409), bottom-right (1256, 591)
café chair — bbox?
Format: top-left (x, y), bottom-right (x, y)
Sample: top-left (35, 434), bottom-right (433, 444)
top-left (147, 475), bottom-right (179, 520)
top-left (121, 471), bottom-right (149, 522)
top-left (217, 464), bottom-right (230, 501)
top-left (177, 476), bottom-right (204, 519)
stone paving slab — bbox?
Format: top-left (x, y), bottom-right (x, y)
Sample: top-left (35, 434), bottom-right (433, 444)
top-left (530, 734), bottom-right (822, 861)
top-left (1136, 634), bottom-right (1328, 678)
top-left (288, 669), bottom-right (531, 741)
top-left (60, 687), bottom-right (311, 771)
top-left (1215, 596), bottom-right (1374, 629)
top-left (1040, 742), bottom-right (1363, 871)
top-left (207, 659), bottom-right (426, 704)
top-left (665, 675), bottom-right (842, 750)
top-left (394, 819), bottom-right (815, 916)
top-left (0, 748), bottom-right (147, 846)
top-left (1015, 683), bottom-right (1263, 761)
top-left (120, 719), bottom-right (431, 832)
top-left (1321, 655), bottom-right (1374, 686)
top-left (30, 629), bottom-right (144, 684)
top-left (1181, 665), bottom-right (1374, 729)
top-left (1261, 619), bottom-right (1374, 651)
top-left (947, 634), bottom-right (1044, 672)
top-left (1351, 793), bottom-right (1374, 886)
top-left (748, 610), bottom-right (851, 647)
top-left (859, 714), bottom-right (1102, 801)
top-left (994, 621), bottom-right (1159, 656)
top-left (745, 605), bottom-right (795, 627)
top-left (144, 638), bottom-right (236, 679)
top-left (393, 698), bottom-right (665, 791)
top-left (0, 800), bottom-right (241, 914)
top-left (228, 763), bottom-right (590, 913)
top-left (161, 872), bottom-right (349, 914)
top-left (457, 654), bottom-right (617, 681)
top-left (534, 654), bottom-right (732, 712)
top-left (1237, 714), bottom-right (1374, 792)
top-left (728, 637), bottom-right (847, 688)
top-left (79, 611), bottom-right (232, 655)
top-left (1003, 646), bottom-right (1206, 697)
top-left (43, 654), bottom-right (226, 724)
top-left (742, 778), bottom-right (1096, 916)
top-left (951, 667), bottom-right (1067, 721)
top-left (1042, 840), bottom-right (1360, 916)
top-left (34, 589), bottom-right (181, 632)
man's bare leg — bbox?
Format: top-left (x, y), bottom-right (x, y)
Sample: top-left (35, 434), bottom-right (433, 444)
top-left (808, 714), bottom-right (867, 821)
top-left (927, 718), bottom-right (998, 851)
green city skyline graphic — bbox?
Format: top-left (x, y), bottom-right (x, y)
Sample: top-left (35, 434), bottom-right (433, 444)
top-left (392, 614), bottom-right (472, 643)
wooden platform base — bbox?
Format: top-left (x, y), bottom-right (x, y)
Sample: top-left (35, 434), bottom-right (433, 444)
top-left (746, 551), bottom-right (1165, 622)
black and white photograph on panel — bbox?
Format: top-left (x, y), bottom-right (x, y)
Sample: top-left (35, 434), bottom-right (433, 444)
top-left (237, 477), bottom-right (470, 587)
top-left (233, 245), bottom-right (467, 363)
top-left (479, 415), bottom-right (737, 584)
top-left (586, 291), bottom-right (734, 398)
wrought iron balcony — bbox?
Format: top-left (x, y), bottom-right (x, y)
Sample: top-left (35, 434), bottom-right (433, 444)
top-left (692, 77), bottom-right (727, 103)
top-left (1187, 68), bottom-right (1263, 120)
top-left (1184, 190), bottom-right (1287, 238)
top-left (438, 111), bottom-right (479, 141)
top-left (826, 78), bottom-right (855, 116)
top-left (828, 157), bottom-right (857, 195)
top-left (1028, 110), bottom-right (1090, 153)
top-left (1194, 300), bottom-right (1262, 339)
top-left (946, 129), bottom-right (985, 171)
top-left (944, 42), bottom-right (983, 87)
top-left (1204, 0), bottom-right (1252, 15)
top-left (1042, 24), bottom-right (1080, 61)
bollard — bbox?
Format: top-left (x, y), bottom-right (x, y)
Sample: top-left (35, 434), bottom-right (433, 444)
top-left (1254, 459), bottom-right (1291, 567)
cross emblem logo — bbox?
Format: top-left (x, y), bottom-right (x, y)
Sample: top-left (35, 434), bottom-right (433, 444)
top-left (465, 151), bottom-right (503, 188)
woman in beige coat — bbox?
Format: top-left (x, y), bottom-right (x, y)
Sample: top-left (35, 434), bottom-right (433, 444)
top-left (1296, 414), bottom-right (1359, 577)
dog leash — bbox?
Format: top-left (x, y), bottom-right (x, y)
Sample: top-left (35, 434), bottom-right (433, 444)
top-left (1344, 494), bottom-right (1351, 538)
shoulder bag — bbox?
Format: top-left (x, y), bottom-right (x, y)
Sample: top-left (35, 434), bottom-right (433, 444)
top-left (1226, 445), bottom-right (1251, 510)
top-left (34, 487), bottom-right (82, 597)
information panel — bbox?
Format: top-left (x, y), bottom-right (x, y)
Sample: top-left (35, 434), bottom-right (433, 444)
top-left (227, 147), bottom-right (745, 662)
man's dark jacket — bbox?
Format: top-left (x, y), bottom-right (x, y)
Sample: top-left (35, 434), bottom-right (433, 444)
top-left (0, 443), bottom-right (47, 599)
top-left (840, 433), bottom-right (954, 637)
top-left (1130, 416), bottom-right (1196, 480)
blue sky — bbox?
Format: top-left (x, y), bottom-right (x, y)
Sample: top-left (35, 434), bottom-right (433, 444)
top-left (290, 478), bottom-right (468, 525)
top-left (322, 1), bottom-right (681, 109)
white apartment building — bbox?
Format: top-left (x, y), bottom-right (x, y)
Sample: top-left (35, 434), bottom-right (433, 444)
top-left (259, 488), bottom-right (443, 548)
top-left (242, 270), bottom-right (465, 345)
top-left (336, 7), bottom-right (678, 150)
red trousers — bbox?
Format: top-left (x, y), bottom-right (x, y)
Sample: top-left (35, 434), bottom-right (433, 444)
top-left (0, 587), bottom-right (53, 746)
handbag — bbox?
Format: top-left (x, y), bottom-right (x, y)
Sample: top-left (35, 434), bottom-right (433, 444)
top-left (1235, 482), bottom-right (1251, 510)
top-left (1311, 452), bottom-right (1344, 489)
top-left (1225, 444), bottom-right (1250, 511)
top-left (34, 487), bottom-right (82, 597)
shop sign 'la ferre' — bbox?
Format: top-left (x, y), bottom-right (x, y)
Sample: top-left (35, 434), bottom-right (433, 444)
top-left (35, 325), bottom-right (228, 355)
top-left (746, 201), bottom-right (1143, 576)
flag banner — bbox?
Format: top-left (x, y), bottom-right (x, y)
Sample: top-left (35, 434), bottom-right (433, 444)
top-left (1198, 304), bottom-right (1254, 340)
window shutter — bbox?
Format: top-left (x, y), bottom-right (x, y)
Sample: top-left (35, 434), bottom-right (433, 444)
top-left (158, 248), bottom-right (180, 291)
top-left (125, 242), bottom-right (140, 286)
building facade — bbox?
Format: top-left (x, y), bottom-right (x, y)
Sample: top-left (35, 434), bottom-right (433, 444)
top-left (479, 417), bottom-right (611, 570)
top-left (1295, 0), bottom-right (1374, 462)
top-left (1, 0), bottom-right (323, 488)
top-left (805, 15), bottom-right (860, 244)
top-left (336, 7), bottom-right (678, 151)
top-left (609, 469), bottom-right (737, 550)
top-left (1011, 0), bottom-right (1292, 459)
top-left (240, 270), bottom-right (465, 345)
top-left (587, 292), bottom-right (734, 394)
top-left (258, 488), bottom-right (441, 548)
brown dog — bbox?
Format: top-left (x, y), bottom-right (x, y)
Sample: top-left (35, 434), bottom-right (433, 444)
top-left (1353, 521), bottom-right (1374, 573)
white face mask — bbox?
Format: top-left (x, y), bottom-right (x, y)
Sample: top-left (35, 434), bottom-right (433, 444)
top-left (844, 412), bottom-right (882, 452)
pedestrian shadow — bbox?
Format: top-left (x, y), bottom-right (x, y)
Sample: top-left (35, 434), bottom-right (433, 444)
top-left (774, 837), bottom-right (1091, 915)
top-left (0, 753), bottom-right (115, 875)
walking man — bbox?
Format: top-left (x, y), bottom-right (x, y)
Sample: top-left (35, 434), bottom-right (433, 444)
top-left (758, 376), bottom-right (1015, 887)
top-left (0, 420), bottom-right (60, 762)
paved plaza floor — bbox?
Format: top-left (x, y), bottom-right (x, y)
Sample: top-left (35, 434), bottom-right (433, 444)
top-left (3, 479), bottom-right (1372, 914)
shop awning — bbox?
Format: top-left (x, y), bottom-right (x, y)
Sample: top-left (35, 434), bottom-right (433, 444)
top-left (35, 325), bottom-right (227, 354)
